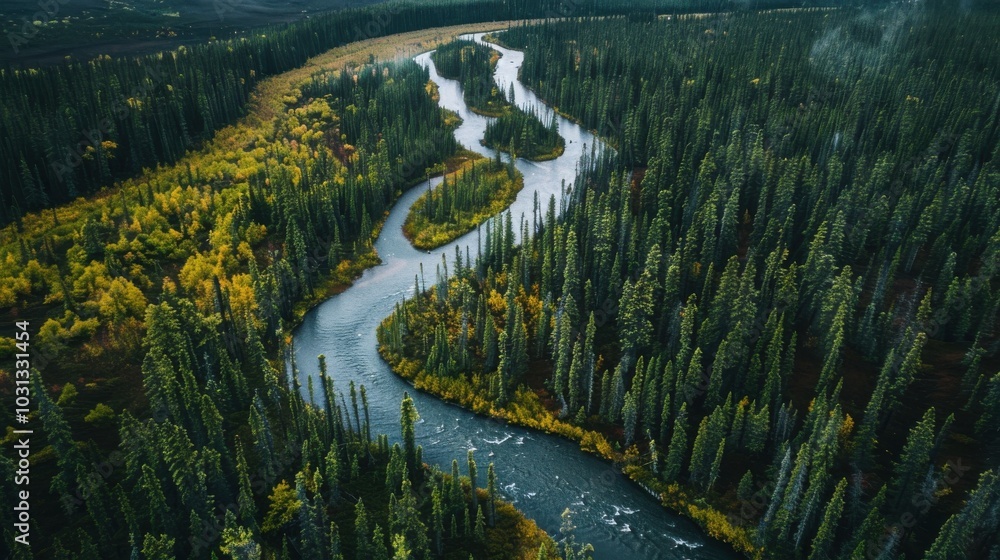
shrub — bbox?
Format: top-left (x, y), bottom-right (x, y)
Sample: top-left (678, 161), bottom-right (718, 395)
top-left (84, 403), bottom-right (115, 424)
top-left (57, 383), bottom-right (78, 406)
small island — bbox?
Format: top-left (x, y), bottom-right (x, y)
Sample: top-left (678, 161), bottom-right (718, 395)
top-left (434, 38), bottom-right (565, 161)
top-left (483, 106), bottom-right (565, 161)
top-left (432, 39), bottom-right (509, 117)
top-left (403, 153), bottom-right (523, 251)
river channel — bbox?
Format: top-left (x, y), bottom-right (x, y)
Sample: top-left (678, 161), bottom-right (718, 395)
top-left (291, 31), bottom-right (738, 560)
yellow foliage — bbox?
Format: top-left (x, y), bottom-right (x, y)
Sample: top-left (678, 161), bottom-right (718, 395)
top-left (261, 480), bottom-right (302, 533)
top-left (486, 288), bottom-right (506, 316)
top-left (227, 274), bottom-right (257, 323)
top-left (98, 277), bottom-right (148, 322)
top-left (839, 413), bottom-right (855, 448)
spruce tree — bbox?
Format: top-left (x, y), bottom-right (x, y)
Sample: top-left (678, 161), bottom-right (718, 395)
top-left (809, 478), bottom-right (847, 560)
top-left (400, 393), bottom-right (420, 474)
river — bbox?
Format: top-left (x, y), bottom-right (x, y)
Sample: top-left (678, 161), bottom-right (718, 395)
top-left (291, 32), bottom-right (738, 559)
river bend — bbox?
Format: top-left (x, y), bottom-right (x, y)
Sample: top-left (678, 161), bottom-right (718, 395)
top-left (291, 32), bottom-right (737, 560)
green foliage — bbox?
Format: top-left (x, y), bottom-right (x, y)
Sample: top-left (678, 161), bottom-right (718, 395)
top-left (404, 155), bottom-right (523, 250)
top-left (924, 470), bottom-right (1000, 560)
top-left (142, 534), bottom-right (176, 560)
top-left (56, 382), bottom-right (78, 406)
top-left (484, 106), bottom-right (565, 161)
top-left (808, 478), bottom-right (846, 560)
top-left (2, 1), bottom-right (593, 225)
top-left (432, 39), bottom-right (508, 116)
top-left (0, 28), bottom-right (562, 558)
top-left (400, 392), bottom-right (420, 473)
top-left (8, 1), bottom-right (1000, 558)
top-left (83, 403), bottom-right (115, 424)
top-left (384, 8), bottom-right (1000, 559)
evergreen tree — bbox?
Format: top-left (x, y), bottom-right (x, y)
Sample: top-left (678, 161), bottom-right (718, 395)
top-left (487, 463), bottom-right (498, 527)
top-left (809, 478), bottom-right (847, 560)
top-left (400, 393), bottom-right (420, 474)
top-left (663, 403), bottom-right (689, 483)
top-left (890, 408), bottom-right (937, 510)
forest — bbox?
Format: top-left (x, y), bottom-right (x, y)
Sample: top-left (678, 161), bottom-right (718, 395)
top-left (404, 153), bottom-right (523, 251)
top-left (3, 0), bottom-right (809, 226)
top-left (3, 0), bottom-right (999, 559)
top-left (0, 25), bottom-right (568, 559)
top-left (379, 7), bottom-right (1000, 559)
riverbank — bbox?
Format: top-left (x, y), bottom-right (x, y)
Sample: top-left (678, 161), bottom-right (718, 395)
top-left (480, 32), bottom-right (621, 153)
top-left (377, 309), bottom-right (759, 559)
top-left (286, 147), bottom-right (479, 331)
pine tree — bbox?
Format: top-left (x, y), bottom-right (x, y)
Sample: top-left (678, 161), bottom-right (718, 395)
top-left (487, 463), bottom-right (498, 527)
top-left (468, 450), bottom-right (479, 513)
top-left (142, 534), bottom-right (175, 560)
top-left (32, 371), bottom-right (85, 515)
top-left (235, 438), bottom-right (258, 530)
top-left (474, 505), bottom-right (487, 542)
top-left (390, 533), bottom-right (409, 560)
top-left (386, 444), bottom-right (407, 494)
top-left (582, 313), bottom-right (597, 412)
top-left (568, 342), bottom-right (584, 413)
top-left (737, 470), bottom-right (754, 502)
top-left (400, 393), bottom-right (420, 473)
top-left (845, 485), bottom-right (888, 558)
top-left (809, 478), bottom-right (847, 560)
top-left (707, 439), bottom-right (725, 492)
top-left (329, 522), bottom-right (344, 560)
top-left (324, 447), bottom-right (341, 503)
top-left (355, 499), bottom-right (372, 559)
top-left (663, 403), bottom-right (689, 483)
top-left (619, 246), bottom-right (660, 358)
top-left (372, 525), bottom-right (389, 560)
top-left (923, 470), bottom-right (999, 560)
top-left (623, 389), bottom-right (639, 446)
top-left (432, 486), bottom-right (445, 555)
top-left (890, 408), bottom-right (936, 510)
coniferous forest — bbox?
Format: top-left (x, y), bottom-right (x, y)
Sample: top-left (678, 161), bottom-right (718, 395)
top-left (0, 26), bottom-right (562, 559)
top-left (379, 6), bottom-right (1000, 560)
top-left (2, 1), bottom-right (999, 560)
top-left (431, 39), bottom-right (511, 117)
top-left (1, 0), bottom-right (764, 225)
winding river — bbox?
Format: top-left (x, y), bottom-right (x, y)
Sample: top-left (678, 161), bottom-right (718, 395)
top-left (291, 32), bottom-right (738, 559)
